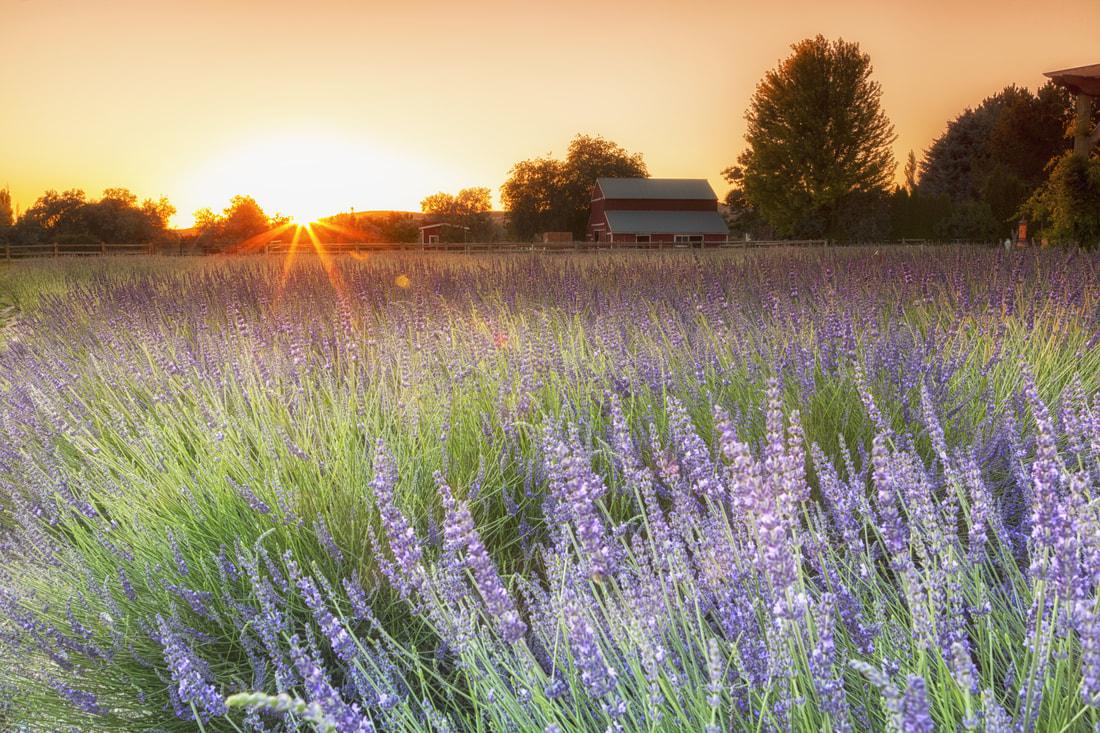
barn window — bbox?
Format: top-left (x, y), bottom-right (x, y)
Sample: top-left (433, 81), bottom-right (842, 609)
top-left (636, 234), bottom-right (651, 243)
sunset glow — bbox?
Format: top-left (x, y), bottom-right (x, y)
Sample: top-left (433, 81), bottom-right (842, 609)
top-left (177, 131), bottom-right (442, 225)
top-left (2, 0), bottom-right (1098, 228)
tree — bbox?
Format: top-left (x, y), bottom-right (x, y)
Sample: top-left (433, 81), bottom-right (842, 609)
top-left (83, 188), bottom-right (176, 244)
top-left (0, 187), bottom-right (13, 229)
top-left (7, 188), bottom-right (174, 246)
top-left (0, 186), bottom-right (12, 243)
top-left (194, 195), bottom-right (288, 250)
top-left (559, 135), bottom-right (647, 237)
top-left (903, 152), bottom-right (918, 193)
top-left (1021, 152), bottom-right (1100, 249)
top-left (421, 187), bottom-right (494, 240)
top-left (720, 165), bottom-right (772, 239)
top-left (500, 156), bottom-right (565, 240)
top-left (918, 83), bottom-right (1084, 239)
top-left (730, 36), bottom-right (895, 239)
top-left (364, 212), bottom-right (418, 243)
top-left (501, 134), bottom-right (647, 240)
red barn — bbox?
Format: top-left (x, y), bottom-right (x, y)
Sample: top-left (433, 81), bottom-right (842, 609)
top-left (587, 178), bottom-right (729, 245)
top-left (418, 222), bottom-right (469, 244)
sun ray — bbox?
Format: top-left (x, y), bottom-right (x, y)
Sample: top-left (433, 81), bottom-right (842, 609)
top-left (228, 221), bottom-right (297, 255)
top-left (275, 224), bottom-right (306, 302)
top-left (303, 223), bottom-right (350, 304)
top-left (309, 219), bottom-right (371, 241)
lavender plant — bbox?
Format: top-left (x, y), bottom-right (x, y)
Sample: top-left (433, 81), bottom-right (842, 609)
top-left (0, 247), bottom-right (1098, 732)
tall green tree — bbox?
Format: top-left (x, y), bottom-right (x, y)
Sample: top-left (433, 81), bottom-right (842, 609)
top-left (501, 134), bottom-right (647, 240)
top-left (729, 36), bottom-right (896, 239)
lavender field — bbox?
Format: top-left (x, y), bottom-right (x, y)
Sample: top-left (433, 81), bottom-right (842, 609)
top-left (1, 247), bottom-right (1099, 732)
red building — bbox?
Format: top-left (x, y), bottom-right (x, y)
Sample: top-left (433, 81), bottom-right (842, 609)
top-left (587, 178), bottom-right (729, 245)
top-left (418, 222), bottom-right (469, 244)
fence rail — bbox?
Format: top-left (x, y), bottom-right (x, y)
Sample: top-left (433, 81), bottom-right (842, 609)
top-left (2, 243), bottom-right (152, 260)
top-left (261, 238), bottom-right (833, 255)
top-left (2, 238), bottom-right (1003, 261)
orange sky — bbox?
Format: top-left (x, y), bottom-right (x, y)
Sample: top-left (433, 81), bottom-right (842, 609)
top-left (2, 0), bottom-right (1097, 227)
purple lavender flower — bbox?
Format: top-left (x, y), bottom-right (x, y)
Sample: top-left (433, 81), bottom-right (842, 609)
top-left (367, 439), bottom-right (425, 599)
top-left (287, 634), bottom-right (373, 732)
top-left (871, 433), bottom-right (910, 571)
top-left (898, 676), bottom-right (934, 733)
top-left (437, 472), bottom-right (526, 644)
top-left (342, 573), bottom-right (376, 626)
top-left (166, 529), bottom-right (189, 576)
top-left (230, 477), bottom-right (271, 515)
top-left (313, 517), bottom-right (345, 565)
top-left (156, 614), bottom-right (226, 720)
top-left (285, 553), bottom-right (358, 663)
top-left (809, 595), bottom-right (851, 732)
top-left (563, 590), bottom-right (616, 699)
top-left (541, 426), bottom-right (618, 580)
top-left (48, 679), bottom-right (105, 715)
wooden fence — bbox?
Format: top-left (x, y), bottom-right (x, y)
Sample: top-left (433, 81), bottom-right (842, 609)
top-left (261, 239), bottom-right (831, 255)
top-left (1, 239), bottom-right (845, 260)
top-left (2, 243), bottom-right (152, 260)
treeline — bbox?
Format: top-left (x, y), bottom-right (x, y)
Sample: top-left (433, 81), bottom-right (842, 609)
top-left (722, 36), bottom-right (1100, 247)
top-left (0, 188), bottom-right (175, 245)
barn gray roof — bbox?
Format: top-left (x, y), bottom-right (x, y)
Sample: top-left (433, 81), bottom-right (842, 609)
top-left (604, 210), bottom-right (729, 235)
top-left (596, 178), bottom-right (717, 200)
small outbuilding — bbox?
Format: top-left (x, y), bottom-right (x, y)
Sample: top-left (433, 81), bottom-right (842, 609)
top-left (587, 178), bottom-right (729, 245)
top-left (418, 222), bottom-right (469, 245)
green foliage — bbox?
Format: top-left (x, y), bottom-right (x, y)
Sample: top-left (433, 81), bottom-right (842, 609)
top-left (372, 211), bottom-right (419, 243)
top-left (731, 36), bottom-right (895, 240)
top-left (500, 155), bottom-right (563, 239)
top-left (918, 83), bottom-right (1081, 240)
top-left (1021, 152), bottom-right (1100, 249)
top-left (421, 187), bottom-right (494, 240)
top-left (887, 188), bottom-right (953, 240)
top-left (0, 186), bottom-right (13, 236)
top-left (9, 188), bottom-right (175, 245)
top-left (501, 134), bottom-right (647, 240)
top-left (193, 195), bottom-right (288, 250)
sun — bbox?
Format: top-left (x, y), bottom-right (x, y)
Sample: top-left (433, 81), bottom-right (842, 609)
top-left (177, 129), bottom-right (443, 227)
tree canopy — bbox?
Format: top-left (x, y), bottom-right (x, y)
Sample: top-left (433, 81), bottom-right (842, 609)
top-left (1021, 152), bottom-right (1100, 249)
top-left (917, 83), bottom-right (1080, 236)
top-left (0, 187), bottom-right (13, 233)
top-left (194, 196), bottom-right (288, 250)
top-left (501, 134), bottom-right (647, 240)
top-left (8, 188), bottom-right (175, 245)
top-left (421, 187), bottom-right (494, 240)
top-left (729, 36), bottom-right (896, 239)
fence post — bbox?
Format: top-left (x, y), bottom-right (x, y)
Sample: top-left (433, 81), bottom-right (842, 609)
top-left (53, 243), bottom-right (59, 257)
